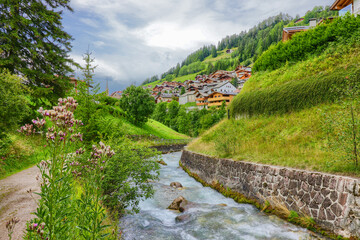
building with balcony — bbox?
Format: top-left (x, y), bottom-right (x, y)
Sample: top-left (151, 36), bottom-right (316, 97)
top-left (207, 91), bottom-right (237, 107)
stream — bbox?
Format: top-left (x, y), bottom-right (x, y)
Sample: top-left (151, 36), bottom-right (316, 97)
top-left (121, 152), bottom-right (317, 240)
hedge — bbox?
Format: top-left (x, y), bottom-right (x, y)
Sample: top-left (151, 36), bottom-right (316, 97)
top-left (229, 76), bottom-right (346, 117)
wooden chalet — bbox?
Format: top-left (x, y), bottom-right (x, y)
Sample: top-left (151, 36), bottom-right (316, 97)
top-left (207, 91), bottom-right (237, 107)
top-left (330, 0), bottom-right (359, 15)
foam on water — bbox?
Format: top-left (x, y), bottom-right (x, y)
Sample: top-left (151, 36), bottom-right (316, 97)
top-left (121, 152), bottom-right (316, 240)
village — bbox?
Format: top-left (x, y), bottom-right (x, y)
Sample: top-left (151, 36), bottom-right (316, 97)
top-left (110, 66), bottom-right (251, 108)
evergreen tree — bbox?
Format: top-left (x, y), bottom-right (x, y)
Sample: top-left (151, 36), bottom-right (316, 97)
top-left (211, 46), bottom-right (217, 58)
top-left (180, 87), bottom-right (186, 95)
top-left (0, 0), bottom-right (75, 102)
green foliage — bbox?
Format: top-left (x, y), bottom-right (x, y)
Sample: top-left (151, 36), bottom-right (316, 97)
top-left (176, 106), bottom-right (189, 135)
top-left (322, 70), bottom-right (360, 169)
top-left (152, 102), bottom-right (168, 123)
top-left (101, 138), bottom-right (160, 214)
top-left (288, 211), bottom-right (299, 222)
top-left (0, 0), bottom-right (75, 103)
top-left (165, 100), bottom-right (180, 129)
top-left (153, 100), bottom-right (226, 137)
top-left (120, 85), bottom-right (155, 126)
top-left (230, 76), bottom-right (345, 117)
top-left (231, 77), bottom-right (238, 88)
top-left (180, 87), bottom-right (186, 95)
top-left (0, 70), bottom-right (31, 133)
top-left (253, 14), bottom-right (360, 72)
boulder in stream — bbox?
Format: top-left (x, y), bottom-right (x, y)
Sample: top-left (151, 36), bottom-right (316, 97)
top-left (170, 182), bottom-right (183, 188)
top-left (175, 213), bottom-right (191, 223)
top-left (157, 160), bottom-right (167, 165)
top-left (168, 196), bottom-right (188, 212)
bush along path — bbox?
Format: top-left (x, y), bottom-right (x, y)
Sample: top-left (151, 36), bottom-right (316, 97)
top-left (13, 97), bottom-right (117, 240)
top-left (0, 166), bottom-right (40, 240)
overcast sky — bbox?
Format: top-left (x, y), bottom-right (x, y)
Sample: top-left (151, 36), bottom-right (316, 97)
top-left (63, 0), bottom-right (333, 93)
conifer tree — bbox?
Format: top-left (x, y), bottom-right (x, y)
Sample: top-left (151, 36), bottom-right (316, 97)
top-left (0, 0), bottom-right (75, 102)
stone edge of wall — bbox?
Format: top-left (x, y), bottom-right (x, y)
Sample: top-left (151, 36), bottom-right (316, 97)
top-left (150, 144), bottom-right (186, 154)
top-left (180, 150), bottom-right (360, 239)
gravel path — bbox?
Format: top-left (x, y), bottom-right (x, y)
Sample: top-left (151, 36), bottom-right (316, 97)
top-left (0, 166), bottom-right (40, 240)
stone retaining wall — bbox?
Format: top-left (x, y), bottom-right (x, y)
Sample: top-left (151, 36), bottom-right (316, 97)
top-left (150, 144), bottom-right (186, 154)
top-left (180, 150), bottom-right (360, 238)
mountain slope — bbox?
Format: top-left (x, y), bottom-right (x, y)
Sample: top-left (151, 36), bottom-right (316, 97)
top-left (187, 14), bottom-right (360, 177)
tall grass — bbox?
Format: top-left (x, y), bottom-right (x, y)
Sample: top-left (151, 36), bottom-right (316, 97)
top-left (188, 104), bottom-right (360, 177)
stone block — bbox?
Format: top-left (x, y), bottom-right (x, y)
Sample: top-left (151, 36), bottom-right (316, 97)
top-left (329, 178), bottom-right (337, 190)
top-left (323, 175), bottom-right (330, 188)
top-left (302, 182), bottom-right (309, 192)
top-left (310, 200), bottom-right (319, 209)
top-left (326, 208), bottom-right (336, 221)
top-left (330, 191), bottom-right (338, 202)
top-left (321, 188), bottom-right (330, 197)
top-left (322, 197), bottom-right (332, 208)
top-left (339, 193), bottom-right (348, 206)
top-left (314, 193), bottom-right (325, 205)
top-left (308, 174), bottom-right (316, 186)
top-left (330, 203), bottom-right (343, 217)
top-left (297, 190), bottom-right (305, 198)
top-left (289, 180), bottom-right (298, 189)
top-left (337, 178), bottom-right (344, 192)
top-left (319, 207), bottom-right (327, 220)
top-left (315, 174), bottom-right (322, 186)
top-left (311, 209), bottom-right (319, 218)
top-left (302, 193), bottom-right (311, 205)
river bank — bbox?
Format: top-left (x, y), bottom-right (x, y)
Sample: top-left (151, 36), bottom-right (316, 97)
top-left (121, 152), bottom-right (316, 240)
top-left (180, 150), bottom-right (360, 239)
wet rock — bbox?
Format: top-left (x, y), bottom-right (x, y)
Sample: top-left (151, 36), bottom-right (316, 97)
top-left (175, 214), bottom-right (191, 223)
top-left (170, 182), bottom-right (183, 188)
top-left (168, 196), bottom-right (188, 212)
top-left (157, 160), bottom-right (167, 165)
top-left (217, 203), bottom-right (227, 207)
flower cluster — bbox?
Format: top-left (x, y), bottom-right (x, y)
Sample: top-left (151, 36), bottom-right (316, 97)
top-left (28, 222), bottom-right (46, 239)
top-left (70, 142), bottom-right (115, 177)
top-left (18, 124), bottom-right (35, 135)
top-left (38, 97), bottom-right (82, 130)
top-left (19, 97), bottom-right (85, 145)
top-left (32, 117), bottom-right (46, 129)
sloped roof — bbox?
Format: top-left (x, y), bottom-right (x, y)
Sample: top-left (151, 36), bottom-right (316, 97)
top-left (330, 0), bottom-right (353, 10)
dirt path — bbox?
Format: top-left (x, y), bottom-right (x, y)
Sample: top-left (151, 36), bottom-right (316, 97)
top-left (0, 166), bottom-right (40, 240)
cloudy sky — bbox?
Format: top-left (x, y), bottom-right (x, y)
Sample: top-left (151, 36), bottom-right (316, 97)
top-left (63, 0), bottom-right (333, 93)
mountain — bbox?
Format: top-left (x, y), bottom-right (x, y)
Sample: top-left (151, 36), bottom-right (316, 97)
top-left (142, 6), bottom-right (337, 87)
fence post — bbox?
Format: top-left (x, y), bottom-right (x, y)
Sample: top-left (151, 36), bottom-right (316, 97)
top-left (228, 109), bottom-right (230, 120)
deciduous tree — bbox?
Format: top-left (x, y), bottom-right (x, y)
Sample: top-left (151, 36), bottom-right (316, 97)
top-left (120, 85), bottom-right (155, 126)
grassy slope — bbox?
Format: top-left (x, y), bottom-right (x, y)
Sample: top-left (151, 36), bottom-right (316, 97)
top-left (188, 44), bottom-right (360, 177)
top-left (243, 45), bottom-right (360, 94)
top-left (0, 134), bottom-right (44, 179)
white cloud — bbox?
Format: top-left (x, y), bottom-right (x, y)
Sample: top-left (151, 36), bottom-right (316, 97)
top-left (65, 0), bottom-right (333, 91)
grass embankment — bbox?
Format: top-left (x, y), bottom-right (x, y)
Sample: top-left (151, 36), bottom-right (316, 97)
top-left (0, 134), bottom-right (44, 180)
top-left (188, 103), bottom-right (359, 177)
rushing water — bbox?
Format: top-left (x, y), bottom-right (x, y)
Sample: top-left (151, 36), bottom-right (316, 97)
top-left (121, 152), bottom-right (317, 240)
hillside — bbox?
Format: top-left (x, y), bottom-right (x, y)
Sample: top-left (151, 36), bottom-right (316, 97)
top-left (142, 6), bottom-right (337, 87)
top-left (187, 14), bottom-right (360, 177)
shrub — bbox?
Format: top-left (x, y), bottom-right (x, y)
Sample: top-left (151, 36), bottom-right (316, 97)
top-left (253, 14), bottom-right (360, 72)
